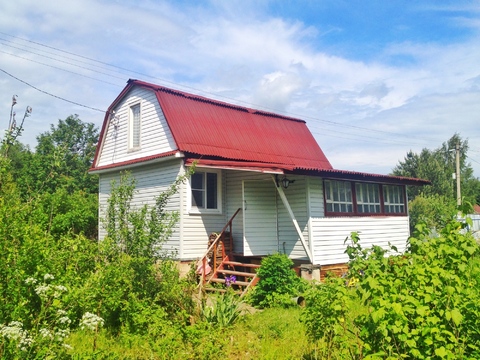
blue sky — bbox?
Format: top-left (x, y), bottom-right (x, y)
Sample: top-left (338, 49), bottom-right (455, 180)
top-left (1, 0), bottom-right (480, 177)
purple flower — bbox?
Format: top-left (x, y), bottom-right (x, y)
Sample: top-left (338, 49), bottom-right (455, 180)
top-left (225, 275), bottom-right (236, 287)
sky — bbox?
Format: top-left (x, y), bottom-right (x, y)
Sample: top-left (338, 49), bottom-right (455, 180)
top-left (1, 0), bottom-right (480, 177)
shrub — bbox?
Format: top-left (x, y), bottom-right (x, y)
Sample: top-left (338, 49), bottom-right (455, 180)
top-left (301, 276), bottom-right (363, 358)
top-left (301, 217), bottom-right (480, 359)
top-left (353, 218), bottom-right (480, 358)
top-left (249, 253), bottom-right (305, 308)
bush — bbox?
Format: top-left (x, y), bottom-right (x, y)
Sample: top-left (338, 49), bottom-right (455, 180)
top-left (249, 253), bottom-right (306, 308)
top-left (408, 193), bottom-right (457, 233)
top-left (301, 217), bottom-right (480, 359)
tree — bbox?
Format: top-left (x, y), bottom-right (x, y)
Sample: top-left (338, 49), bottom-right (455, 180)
top-left (392, 134), bottom-right (480, 230)
top-left (2, 115), bottom-right (100, 238)
top-left (392, 133), bottom-right (480, 205)
top-left (33, 114), bottom-right (99, 194)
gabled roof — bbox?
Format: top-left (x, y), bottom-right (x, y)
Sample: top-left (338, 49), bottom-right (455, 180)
top-left (91, 79), bottom-right (429, 186)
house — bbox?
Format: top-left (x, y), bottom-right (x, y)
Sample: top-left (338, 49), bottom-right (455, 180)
top-left (90, 79), bottom-right (428, 281)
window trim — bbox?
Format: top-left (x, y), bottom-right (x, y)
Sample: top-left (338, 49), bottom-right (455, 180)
top-left (188, 169), bottom-right (222, 215)
top-left (323, 179), bottom-right (407, 217)
top-left (128, 103), bottom-right (141, 151)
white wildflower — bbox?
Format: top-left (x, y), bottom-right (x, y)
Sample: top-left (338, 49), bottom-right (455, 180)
top-left (54, 328), bottom-right (70, 342)
top-left (25, 277), bottom-right (37, 285)
top-left (53, 285), bottom-right (68, 298)
top-left (56, 309), bottom-right (67, 316)
top-left (34, 284), bottom-right (50, 299)
top-left (58, 316), bottom-right (71, 325)
top-left (44, 273), bottom-right (55, 281)
top-left (0, 321), bottom-right (24, 341)
top-left (39, 328), bottom-right (53, 340)
top-left (63, 343), bottom-right (73, 350)
top-left (80, 312), bottom-right (104, 331)
top-left (0, 322), bottom-right (34, 350)
top-left (19, 333), bottom-right (34, 351)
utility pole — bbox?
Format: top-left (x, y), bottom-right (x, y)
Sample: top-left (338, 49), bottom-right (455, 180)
top-left (456, 142), bottom-right (461, 206)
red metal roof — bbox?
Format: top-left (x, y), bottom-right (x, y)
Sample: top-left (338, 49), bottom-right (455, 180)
top-left (90, 79), bottom-right (429, 186)
top-left (137, 79), bottom-right (332, 171)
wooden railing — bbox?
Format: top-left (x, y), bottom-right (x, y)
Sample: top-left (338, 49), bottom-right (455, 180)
top-left (197, 208), bottom-right (242, 285)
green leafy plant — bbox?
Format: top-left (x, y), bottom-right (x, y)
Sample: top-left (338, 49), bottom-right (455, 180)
top-left (249, 253), bottom-right (306, 308)
top-left (301, 276), bottom-right (363, 359)
top-left (0, 274), bottom-right (73, 359)
top-left (202, 290), bottom-right (243, 328)
top-left (350, 218), bottom-right (480, 358)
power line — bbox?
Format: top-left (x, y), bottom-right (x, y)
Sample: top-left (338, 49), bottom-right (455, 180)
top-left (467, 155), bottom-right (480, 166)
top-left (0, 33), bottom-right (441, 143)
top-left (0, 32), bottom-right (477, 156)
top-left (0, 49), bottom-right (122, 87)
top-left (0, 33), bottom-right (450, 146)
top-left (0, 40), bottom-right (127, 81)
top-left (0, 68), bottom-right (105, 113)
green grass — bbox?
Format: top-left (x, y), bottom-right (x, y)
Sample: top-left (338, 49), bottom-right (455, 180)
top-left (66, 307), bottom-right (316, 359)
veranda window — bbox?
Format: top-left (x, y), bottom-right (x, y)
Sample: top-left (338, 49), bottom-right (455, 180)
top-left (324, 180), bottom-right (353, 213)
top-left (324, 180), bottom-right (407, 216)
top-left (355, 183), bottom-right (380, 213)
top-left (383, 185), bottom-right (405, 214)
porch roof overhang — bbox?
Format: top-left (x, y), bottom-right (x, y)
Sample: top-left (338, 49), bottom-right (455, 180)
top-left (185, 157), bottom-right (431, 187)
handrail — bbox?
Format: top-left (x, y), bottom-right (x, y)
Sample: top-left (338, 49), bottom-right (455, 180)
top-left (197, 208), bottom-right (242, 284)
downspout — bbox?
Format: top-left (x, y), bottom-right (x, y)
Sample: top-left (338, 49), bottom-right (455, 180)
top-left (271, 175), bottom-right (313, 263)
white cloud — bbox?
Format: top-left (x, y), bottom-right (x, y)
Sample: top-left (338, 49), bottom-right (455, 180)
top-left (1, 0), bottom-right (480, 176)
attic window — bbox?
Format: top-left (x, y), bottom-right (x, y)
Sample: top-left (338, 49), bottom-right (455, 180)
top-left (129, 103), bottom-right (141, 150)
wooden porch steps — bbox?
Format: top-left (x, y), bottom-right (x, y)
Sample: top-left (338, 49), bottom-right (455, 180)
top-left (204, 258), bottom-right (260, 297)
top-left (222, 261), bottom-right (261, 269)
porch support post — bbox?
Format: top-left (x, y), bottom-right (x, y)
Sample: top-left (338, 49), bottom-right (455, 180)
top-left (271, 175), bottom-right (313, 263)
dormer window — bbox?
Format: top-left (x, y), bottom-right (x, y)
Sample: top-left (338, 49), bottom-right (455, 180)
top-left (129, 103), bottom-right (141, 150)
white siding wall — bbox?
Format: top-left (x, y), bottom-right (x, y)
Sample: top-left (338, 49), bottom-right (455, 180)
top-left (98, 159), bottom-right (183, 254)
top-left (311, 217), bottom-right (410, 265)
top-left (97, 87), bottom-right (176, 167)
top-left (308, 177), bottom-right (410, 265)
top-left (179, 166), bottom-right (228, 260)
top-left (225, 170), bottom-right (309, 259)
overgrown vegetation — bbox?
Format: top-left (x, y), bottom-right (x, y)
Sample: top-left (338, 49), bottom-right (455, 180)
top-left (301, 215), bottom-right (480, 359)
top-left (2, 109), bottom-right (480, 358)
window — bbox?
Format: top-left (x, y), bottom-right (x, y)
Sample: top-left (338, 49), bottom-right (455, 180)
top-left (190, 171), bottom-right (221, 212)
top-left (324, 180), bottom-right (406, 216)
top-left (324, 180), bottom-right (353, 213)
top-left (383, 185), bottom-right (405, 214)
top-left (129, 104), bottom-right (141, 149)
top-left (356, 183), bottom-right (380, 213)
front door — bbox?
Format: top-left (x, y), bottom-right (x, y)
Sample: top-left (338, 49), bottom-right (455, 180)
top-left (243, 180), bottom-right (278, 256)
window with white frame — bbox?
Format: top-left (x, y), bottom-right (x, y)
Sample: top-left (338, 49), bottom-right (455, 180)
top-left (190, 170), bottom-right (221, 212)
top-left (383, 185), bottom-right (405, 214)
top-left (324, 180), bottom-right (353, 213)
top-left (129, 103), bottom-right (141, 149)
top-left (355, 183), bottom-right (381, 213)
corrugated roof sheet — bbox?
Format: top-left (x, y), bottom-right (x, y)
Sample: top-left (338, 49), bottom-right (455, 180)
top-left (91, 79), bottom-right (429, 186)
top-left (141, 80), bottom-right (333, 171)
